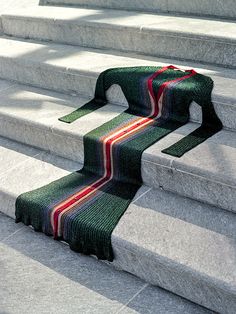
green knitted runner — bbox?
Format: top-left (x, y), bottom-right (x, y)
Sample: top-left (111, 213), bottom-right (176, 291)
top-left (16, 66), bottom-right (222, 261)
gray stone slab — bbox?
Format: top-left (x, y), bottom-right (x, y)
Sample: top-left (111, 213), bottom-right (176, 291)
top-left (0, 225), bottom-right (145, 314)
top-left (112, 187), bottom-right (236, 313)
top-left (43, 0), bottom-right (236, 19)
top-left (2, 7), bottom-right (236, 67)
top-left (0, 84), bottom-right (88, 158)
top-left (142, 123), bottom-right (236, 212)
top-left (0, 136), bottom-right (40, 178)
top-left (0, 213), bottom-right (23, 241)
top-left (168, 0), bottom-right (236, 19)
top-left (121, 285), bottom-right (213, 314)
top-left (0, 212), bottom-right (213, 314)
top-left (0, 78), bottom-right (15, 92)
top-left (41, 0), bottom-right (168, 14)
top-left (0, 0), bottom-right (38, 13)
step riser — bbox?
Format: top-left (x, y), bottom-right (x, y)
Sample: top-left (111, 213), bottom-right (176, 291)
top-left (2, 17), bottom-right (236, 68)
top-left (0, 114), bottom-right (85, 165)
top-left (0, 114), bottom-right (235, 213)
top-left (0, 56), bottom-right (97, 98)
top-left (0, 56), bottom-right (235, 131)
top-left (142, 161), bottom-right (236, 214)
top-left (41, 0), bottom-right (236, 20)
top-left (113, 244), bottom-right (236, 314)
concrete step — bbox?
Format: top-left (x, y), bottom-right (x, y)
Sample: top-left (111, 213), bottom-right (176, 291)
top-left (0, 136), bottom-right (235, 313)
top-left (40, 0), bottom-right (236, 20)
top-left (0, 37), bottom-right (235, 130)
top-left (0, 214), bottom-right (213, 314)
top-left (0, 80), bottom-right (235, 213)
top-left (2, 7), bottom-right (236, 67)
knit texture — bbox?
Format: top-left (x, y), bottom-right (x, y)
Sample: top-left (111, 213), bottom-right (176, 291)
top-left (16, 65), bottom-right (222, 261)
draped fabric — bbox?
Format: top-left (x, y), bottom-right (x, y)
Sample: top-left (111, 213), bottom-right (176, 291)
top-left (16, 66), bottom-right (222, 261)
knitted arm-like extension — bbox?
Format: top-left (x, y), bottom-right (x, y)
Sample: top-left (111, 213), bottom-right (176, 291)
top-left (162, 78), bottom-right (222, 157)
top-left (59, 69), bottom-right (110, 123)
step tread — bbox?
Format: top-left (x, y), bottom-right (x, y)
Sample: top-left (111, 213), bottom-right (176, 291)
top-left (0, 212), bottom-right (212, 314)
top-left (0, 79), bottom-right (235, 212)
top-left (0, 136), bottom-right (235, 313)
top-left (0, 36), bottom-right (235, 97)
top-left (3, 6), bottom-right (236, 41)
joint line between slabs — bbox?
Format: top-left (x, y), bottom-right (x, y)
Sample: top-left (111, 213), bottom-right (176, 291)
top-left (2, 226), bottom-right (24, 243)
top-left (132, 187), bottom-right (152, 204)
top-left (115, 283), bottom-right (149, 314)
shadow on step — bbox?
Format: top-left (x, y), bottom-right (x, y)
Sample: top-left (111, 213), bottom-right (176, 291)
top-left (0, 136), bottom-right (81, 171)
top-left (0, 211), bottom-right (213, 313)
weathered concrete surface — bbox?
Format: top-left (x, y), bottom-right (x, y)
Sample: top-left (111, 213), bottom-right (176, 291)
top-left (1, 211), bottom-right (214, 314)
top-left (2, 7), bottom-right (236, 67)
top-left (42, 0), bottom-right (236, 19)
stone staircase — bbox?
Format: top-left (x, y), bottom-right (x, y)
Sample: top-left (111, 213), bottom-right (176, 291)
top-left (0, 1), bottom-right (235, 313)
top-left (2, 6), bottom-right (236, 67)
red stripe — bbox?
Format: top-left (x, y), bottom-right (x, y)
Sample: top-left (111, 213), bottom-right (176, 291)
top-left (148, 66), bottom-right (170, 109)
top-left (104, 117), bottom-right (153, 179)
top-left (53, 176), bottom-right (109, 237)
top-left (53, 117), bottom-right (153, 237)
top-left (154, 70), bottom-right (196, 117)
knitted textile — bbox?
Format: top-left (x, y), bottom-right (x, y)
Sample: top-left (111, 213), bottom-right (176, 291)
top-left (16, 65), bottom-right (222, 261)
